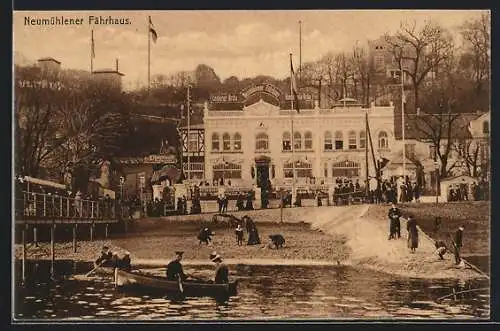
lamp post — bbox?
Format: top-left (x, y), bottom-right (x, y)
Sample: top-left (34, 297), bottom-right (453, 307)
top-left (434, 161), bottom-right (440, 204)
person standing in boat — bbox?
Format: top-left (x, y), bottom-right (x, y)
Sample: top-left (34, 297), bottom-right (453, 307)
top-left (209, 252), bottom-right (229, 284)
top-left (406, 215), bottom-right (419, 253)
top-left (166, 251), bottom-right (188, 281)
top-left (95, 246), bottom-right (113, 267)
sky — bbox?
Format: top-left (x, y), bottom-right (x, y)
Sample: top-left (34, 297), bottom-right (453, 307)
top-left (13, 10), bottom-right (487, 90)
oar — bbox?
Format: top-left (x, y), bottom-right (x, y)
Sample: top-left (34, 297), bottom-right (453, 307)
top-left (85, 261), bottom-right (104, 277)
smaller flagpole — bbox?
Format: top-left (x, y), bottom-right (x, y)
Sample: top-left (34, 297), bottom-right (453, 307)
top-left (299, 20), bottom-right (302, 82)
top-left (148, 17), bottom-right (151, 93)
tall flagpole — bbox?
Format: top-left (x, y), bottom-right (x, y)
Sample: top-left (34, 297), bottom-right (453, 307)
top-left (90, 30), bottom-right (94, 73)
top-left (290, 53), bottom-right (296, 203)
top-left (299, 20), bottom-right (302, 82)
top-left (187, 84), bottom-right (191, 181)
top-left (148, 18), bottom-right (151, 93)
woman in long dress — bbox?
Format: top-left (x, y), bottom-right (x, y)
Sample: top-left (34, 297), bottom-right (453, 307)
top-left (406, 215), bottom-right (418, 253)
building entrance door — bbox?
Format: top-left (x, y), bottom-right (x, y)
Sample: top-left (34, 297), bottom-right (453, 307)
top-left (255, 156), bottom-right (270, 188)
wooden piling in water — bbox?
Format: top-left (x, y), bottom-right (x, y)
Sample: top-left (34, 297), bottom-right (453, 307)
top-left (33, 226), bottom-right (38, 247)
top-left (105, 224), bottom-right (109, 238)
top-left (90, 224), bottom-right (94, 242)
top-left (22, 226), bottom-right (26, 283)
top-left (72, 224), bottom-right (77, 253)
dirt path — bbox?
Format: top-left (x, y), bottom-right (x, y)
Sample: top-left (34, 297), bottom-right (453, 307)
top-left (308, 205), bottom-right (483, 280)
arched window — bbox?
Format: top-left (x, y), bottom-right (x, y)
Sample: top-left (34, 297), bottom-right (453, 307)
top-left (282, 132), bottom-right (291, 151)
top-left (359, 131), bottom-right (366, 149)
top-left (233, 133), bottom-right (242, 150)
top-left (222, 132), bottom-right (231, 151)
top-left (332, 160), bottom-right (360, 177)
top-left (211, 133), bottom-right (220, 151)
top-left (324, 131), bottom-right (333, 150)
top-left (483, 121), bottom-right (490, 134)
top-left (334, 131), bottom-right (343, 150)
top-left (378, 131), bottom-right (388, 149)
top-left (294, 132), bottom-right (302, 150)
top-left (304, 131), bottom-right (313, 150)
top-left (284, 160), bottom-right (312, 178)
top-left (348, 131), bottom-right (357, 150)
top-left (256, 132), bottom-right (269, 151)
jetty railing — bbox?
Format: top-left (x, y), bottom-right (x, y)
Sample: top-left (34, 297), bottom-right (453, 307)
top-left (15, 191), bottom-right (118, 223)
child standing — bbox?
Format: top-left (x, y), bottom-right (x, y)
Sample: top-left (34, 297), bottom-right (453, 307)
top-left (235, 224), bottom-right (244, 246)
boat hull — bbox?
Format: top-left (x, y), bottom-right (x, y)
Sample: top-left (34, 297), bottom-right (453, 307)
top-left (114, 269), bottom-right (238, 298)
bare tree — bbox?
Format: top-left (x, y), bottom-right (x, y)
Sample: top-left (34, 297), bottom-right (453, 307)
top-left (385, 20), bottom-right (454, 111)
top-left (460, 13), bottom-right (490, 106)
top-left (455, 139), bottom-right (481, 177)
top-left (15, 64), bottom-right (131, 180)
top-left (351, 43), bottom-right (374, 106)
top-left (15, 65), bottom-right (64, 177)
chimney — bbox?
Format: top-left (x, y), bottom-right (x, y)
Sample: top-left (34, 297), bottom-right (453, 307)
top-left (115, 58), bottom-right (119, 72)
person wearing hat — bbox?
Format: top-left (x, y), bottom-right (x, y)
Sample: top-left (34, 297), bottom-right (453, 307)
top-left (166, 251), bottom-right (188, 282)
top-left (95, 246), bottom-right (113, 267)
top-left (453, 225), bottom-right (465, 265)
top-left (209, 252), bottom-right (229, 284)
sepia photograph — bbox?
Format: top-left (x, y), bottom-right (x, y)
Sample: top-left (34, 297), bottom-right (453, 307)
top-left (12, 9), bottom-right (490, 321)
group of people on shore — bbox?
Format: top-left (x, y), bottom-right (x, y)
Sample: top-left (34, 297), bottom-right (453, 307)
top-left (387, 204), bottom-right (465, 264)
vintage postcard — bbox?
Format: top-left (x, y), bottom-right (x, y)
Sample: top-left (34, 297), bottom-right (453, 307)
top-left (12, 10), bottom-right (491, 321)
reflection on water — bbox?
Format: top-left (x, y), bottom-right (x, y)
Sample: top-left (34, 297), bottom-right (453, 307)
top-left (14, 260), bottom-right (490, 320)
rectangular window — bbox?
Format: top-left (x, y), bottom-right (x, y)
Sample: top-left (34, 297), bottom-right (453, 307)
top-left (183, 162), bottom-right (204, 179)
top-left (405, 143), bottom-right (415, 160)
top-left (335, 140), bottom-right (343, 150)
top-left (188, 132), bottom-right (198, 152)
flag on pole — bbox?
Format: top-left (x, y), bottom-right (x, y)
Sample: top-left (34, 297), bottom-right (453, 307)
top-left (91, 30), bottom-right (95, 58)
top-left (149, 16), bottom-right (158, 43)
top-left (290, 56), bottom-right (300, 113)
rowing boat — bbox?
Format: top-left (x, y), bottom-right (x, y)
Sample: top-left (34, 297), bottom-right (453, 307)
top-left (114, 268), bottom-right (238, 298)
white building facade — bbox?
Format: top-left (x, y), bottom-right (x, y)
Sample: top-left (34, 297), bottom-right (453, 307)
top-left (203, 98), bottom-right (396, 188)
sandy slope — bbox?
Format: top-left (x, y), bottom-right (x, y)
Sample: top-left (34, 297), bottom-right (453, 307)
top-left (308, 205), bottom-right (483, 280)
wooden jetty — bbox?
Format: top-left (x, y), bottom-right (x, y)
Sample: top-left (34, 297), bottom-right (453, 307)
top-left (15, 177), bottom-right (123, 282)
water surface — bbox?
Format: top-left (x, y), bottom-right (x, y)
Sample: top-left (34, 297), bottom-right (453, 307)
top-left (14, 260), bottom-right (490, 320)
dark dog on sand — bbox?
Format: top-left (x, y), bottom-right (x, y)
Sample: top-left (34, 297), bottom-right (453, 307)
top-left (268, 234), bottom-right (285, 249)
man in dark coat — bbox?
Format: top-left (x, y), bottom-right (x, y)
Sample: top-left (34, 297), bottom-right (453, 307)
top-left (166, 251), bottom-right (188, 281)
top-left (388, 204), bottom-right (401, 240)
top-left (454, 226), bottom-right (465, 265)
top-left (210, 252), bottom-right (229, 284)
